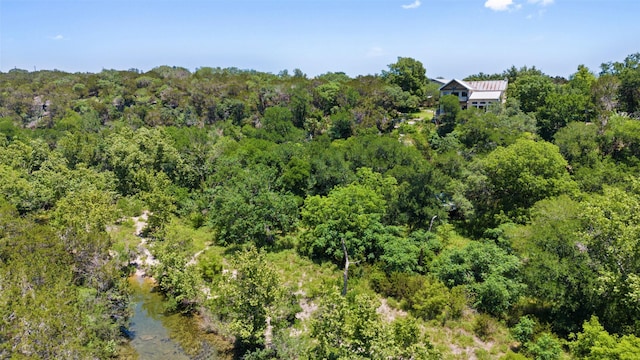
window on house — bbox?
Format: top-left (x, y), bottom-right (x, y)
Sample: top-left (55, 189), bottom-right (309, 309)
top-left (461, 92), bottom-right (468, 97)
top-left (452, 92), bottom-right (459, 97)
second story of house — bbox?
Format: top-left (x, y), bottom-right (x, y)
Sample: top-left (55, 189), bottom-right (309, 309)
top-left (438, 79), bottom-right (508, 110)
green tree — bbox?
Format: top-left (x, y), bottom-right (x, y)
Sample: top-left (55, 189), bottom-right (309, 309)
top-left (455, 108), bottom-right (536, 153)
top-left (470, 138), bottom-right (578, 226)
top-left (300, 182), bottom-right (387, 263)
top-left (570, 316), bottom-right (640, 359)
top-left (528, 333), bottom-right (562, 360)
top-left (432, 241), bottom-right (523, 315)
top-left (0, 205), bottom-right (126, 358)
top-left (151, 220), bottom-right (204, 313)
top-left (437, 94), bottom-right (461, 136)
top-left (259, 105), bottom-right (303, 143)
top-left (579, 185), bottom-right (640, 334)
top-left (510, 74), bottom-right (554, 113)
top-left (208, 164), bottom-right (299, 247)
top-left (510, 195), bottom-right (598, 335)
top-left (536, 90), bottom-right (594, 140)
top-left (568, 64), bottom-right (596, 95)
top-left (553, 121), bottom-right (600, 168)
top-left (329, 110), bottom-right (354, 140)
top-left (591, 74), bottom-right (620, 119)
top-left (512, 316), bottom-right (536, 346)
top-left (214, 246), bottom-right (288, 350)
top-left (382, 57), bottom-right (428, 99)
top-left (311, 289), bottom-right (441, 360)
top-left (618, 54), bottom-right (640, 114)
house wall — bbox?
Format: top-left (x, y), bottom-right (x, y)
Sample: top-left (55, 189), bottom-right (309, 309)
top-left (440, 81), bottom-right (470, 105)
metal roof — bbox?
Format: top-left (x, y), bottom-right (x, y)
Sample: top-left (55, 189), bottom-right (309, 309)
top-left (465, 80), bottom-right (508, 91)
top-left (438, 79), bottom-right (472, 90)
top-left (468, 91), bottom-right (503, 100)
top-left (430, 78), bottom-right (450, 85)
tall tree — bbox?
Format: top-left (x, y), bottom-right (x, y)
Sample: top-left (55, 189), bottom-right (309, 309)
top-left (382, 57), bottom-right (428, 99)
top-left (469, 138), bottom-right (578, 226)
top-left (510, 74), bottom-right (554, 113)
top-left (214, 246), bottom-right (288, 350)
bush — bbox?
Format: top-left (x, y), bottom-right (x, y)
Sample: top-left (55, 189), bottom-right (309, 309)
top-left (474, 314), bottom-right (497, 341)
top-left (411, 276), bottom-right (450, 321)
top-left (370, 270), bottom-right (424, 305)
top-left (198, 250), bottom-right (223, 283)
top-left (512, 315), bottom-right (536, 346)
top-left (528, 333), bottom-right (562, 360)
top-left (447, 286), bottom-right (467, 320)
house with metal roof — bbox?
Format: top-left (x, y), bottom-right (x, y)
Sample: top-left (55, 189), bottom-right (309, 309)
top-left (439, 79), bottom-right (508, 110)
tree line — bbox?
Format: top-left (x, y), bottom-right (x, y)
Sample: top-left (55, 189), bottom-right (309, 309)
top-left (1, 54), bottom-right (639, 359)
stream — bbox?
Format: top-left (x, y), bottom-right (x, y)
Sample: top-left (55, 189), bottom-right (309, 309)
top-left (122, 274), bottom-right (220, 359)
top-left (118, 212), bottom-right (225, 360)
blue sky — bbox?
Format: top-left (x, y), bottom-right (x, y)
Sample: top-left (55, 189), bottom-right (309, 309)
top-left (1, 0), bottom-right (637, 78)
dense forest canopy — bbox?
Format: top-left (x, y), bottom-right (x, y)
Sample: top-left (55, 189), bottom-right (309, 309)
top-left (1, 54), bottom-right (640, 359)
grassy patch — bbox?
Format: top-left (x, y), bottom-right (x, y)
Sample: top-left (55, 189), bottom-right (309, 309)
top-left (163, 217), bottom-right (215, 254)
top-left (264, 249), bottom-right (341, 297)
top-left (108, 219), bottom-right (141, 264)
top-left (410, 108), bottom-right (435, 121)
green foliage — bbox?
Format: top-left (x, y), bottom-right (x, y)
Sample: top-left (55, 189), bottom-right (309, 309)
top-left (553, 121), bottom-right (600, 168)
top-left (510, 74), bottom-right (554, 113)
top-left (474, 313), bottom-right (498, 341)
top-left (510, 195), bottom-right (597, 335)
top-left (528, 333), bottom-right (562, 360)
top-left (512, 315), bottom-right (536, 345)
top-left (536, 91), bottom-right (594, 140)
top-left (329, 110), bottom-right (354, 140)
top-left (0, 206), bottom-right (128, 358)
top-left (370, 270), bottom-right (426, 305)
top-left (602, 53), bottom-right (640, 114)
top-left (311, 289), bottom-right (441, 360)
top-left (198, 249), bottom-right (223, 283)
top-left (455, 109), bottom-right (536, 154)
top-left (151, 224), bottom-right (203, 313)
top-left (432, 241), bottom-right (523, 315)
top-left (208, 164), bottom-right (299, 247)
top-left (602, 113), bottom-right (640, 163)
top-left (300, 182), bottom-right (387, 263)
top-left (578, 185), bottom-right (640, 334)
top-left (437, 94), bottom-right (461, 136)
top-left (471, 138), bottom-right (578, 226)
top-left (213, 246), bottom-right (288, 350)
top-left (570, 316), bottom-right (640, 360)
top-left (258, 106), bottom-right (304, 143)
top-left (410, 277), bottom-right (466, 322)
top-left (378, 230), bottom-right (422, 273)
top-left (382, 57), bottom-right (428, 100)
top-left (102, 126), bottom-right (185, 195)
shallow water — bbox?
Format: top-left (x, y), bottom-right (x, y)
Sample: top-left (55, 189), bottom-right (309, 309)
top-left (124, 275), bottom-right (219, 360)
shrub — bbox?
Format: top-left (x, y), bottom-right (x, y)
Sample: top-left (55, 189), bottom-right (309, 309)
top-left (512, 315), bottom-right (536, 346)
top-left (528, 333), bottom-right (562, 360)
top-left (474, 314), bottom-right (497, 341)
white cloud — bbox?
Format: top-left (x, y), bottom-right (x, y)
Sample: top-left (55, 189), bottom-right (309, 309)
top-left (50, 34), bottom-right (64, 40)
top-left (401, 0), bottom-right (421, 9)
top-left (484, 0), bottom-right (514, 11)
top-left (366, 46), bottom-right (384, 58)
top-left (528, 0), bottom-right (554, 5)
